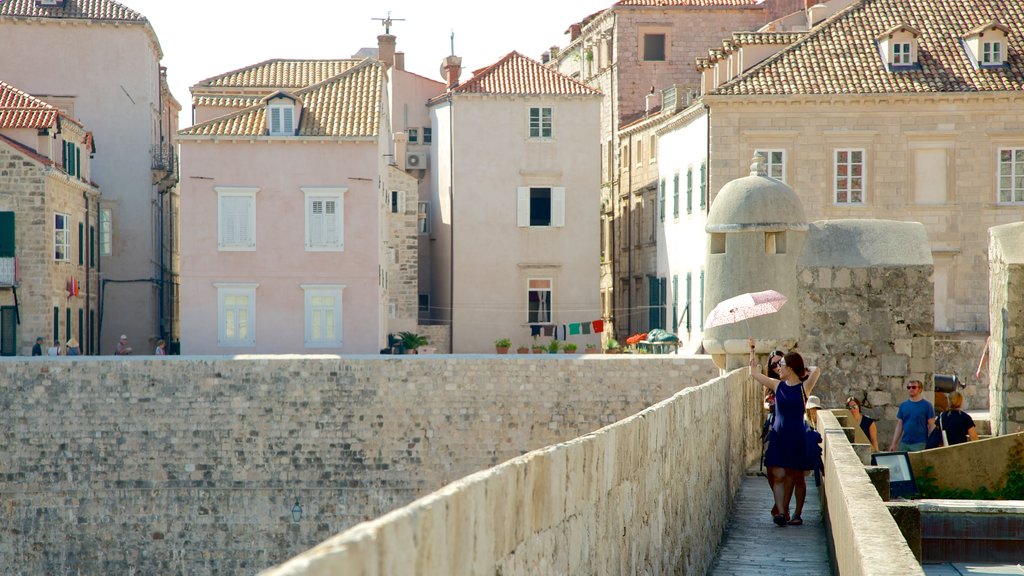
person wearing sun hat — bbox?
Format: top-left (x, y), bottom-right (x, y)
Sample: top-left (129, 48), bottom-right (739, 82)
top-left (115, 334), bottom-right (133, 355)
top-left (66, 337), bottom-right (81, 356)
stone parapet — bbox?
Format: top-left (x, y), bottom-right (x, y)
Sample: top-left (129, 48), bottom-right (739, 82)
top-left (0, 355), bottom-right (719, 574)
top-left (262, 368), bottom-right (756, 576)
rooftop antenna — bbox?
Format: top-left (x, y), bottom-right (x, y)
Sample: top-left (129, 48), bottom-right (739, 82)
top-left (450, 30), bottom-right (455, 56)
top-left (372, 11), bottom-right (404, 35)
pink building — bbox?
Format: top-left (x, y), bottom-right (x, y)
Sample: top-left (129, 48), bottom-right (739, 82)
top-left (178, 39), bottom-right (444, 354)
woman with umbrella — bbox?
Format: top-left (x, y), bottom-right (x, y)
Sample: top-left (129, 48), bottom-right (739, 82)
top-left (749, 339), bottom-right (820, 527)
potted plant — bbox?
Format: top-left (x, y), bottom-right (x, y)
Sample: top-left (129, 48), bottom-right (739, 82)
top-left (605, 338), bottom-right (620, 354)
top-left (562, 342), bottom-right (578, 354)
top-left (494, 338), bottom-right (511, 354)
top-left (516, 344), bottom-right (530, 354)
top-left (547, 339), bottom-right (560, 354)
top-left (532, 344), bottom-right (546, 354)
top-left (585, 343), bottom-right (597, 354)
top-left (398, 331), bottom-right (429, 354)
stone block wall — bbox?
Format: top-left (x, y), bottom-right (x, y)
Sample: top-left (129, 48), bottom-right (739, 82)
top-left (934, 335), bottom-right (989, 410)
top-left (989, 222), bottom-right (1024, 435)
top-left (798, 264), bottom-right (935, 443)
top-left (0, 355), bottom-right (718, 575)
top-left (261, 368), bottom-right (756, 576)
top-left (385, 165), bottom-right (420, 333)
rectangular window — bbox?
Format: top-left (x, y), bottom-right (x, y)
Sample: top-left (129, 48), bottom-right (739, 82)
top-left (89, 225), bottom-right (95, 268)
top-left (269, 105), bottom-right (294, 135)
top-left (982, 42), bottom-right (1002, 65)
top-left (635, 138), bottom-right (643, 167)
top-left (78, 308), bottom-right (84, 353)
top-left (529, 107), bottom-right (553, 139)
top-left (672, 172), bottom-right (679, 220)
top-left (649, 134), bottom-right (657, 164)
top-left (834, 149), bottom-right (865, 205)
top-left (643, 34), bottom-right (666, 61)
top-left (893, 42), bottom-right (912, 65)
top-left (66, 308), bottom-right (71, 341)
top-left (418, 202), bottom-right (430, 235)
top-left (418, 294), bottom-right (430, 314)
top-left (216, 187), bottom-right (258, 250)
top-left (216, 283), bottom-right (257, 347)
top-left (699, 270), bottom-right (705, 329)
top-left (756, 149), bottom-right (786, 182)
top-left (99, 208), bottom-right (112, 256)
top-left (54, 213), bottom-right (71, 261)
top-left (517, 186), bottom-right (565, 227)
top-left (390, 190), bottom-right (405, 214)
top-left (686, 167), bottom-right (693, 215)
top-left (998, 148), bottom-right (1024, 203)
top-left (407, 128), bottom-right (418, 143)
top-left (699, 161), bottom-right (707, 209)
top-left (528, 278), bottom-right (552, 324)
top-left (423, 127), bottom-right (432, 144)
top-left (685, 272), bottom-right (692, 333)
top-left (658, 178), bottom-right (666, 222)
top-left (303, 285), bottom-right (344, 348)
top-left (78, 222), bottom-right (84, 265)
top-left (671, 275), bottom-right (678, 333)
top-left (303, 187), bottom-right (345, 250)
top-left (0, 211), bottom-right (14, 258)
top-left (53, 306), bottom-right (59, 343)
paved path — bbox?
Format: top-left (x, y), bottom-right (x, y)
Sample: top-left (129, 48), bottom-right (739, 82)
top-left (708, 474), bottom-right (833, 576)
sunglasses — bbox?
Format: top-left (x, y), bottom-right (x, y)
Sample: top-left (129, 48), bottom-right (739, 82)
top-left (907, 385), bottom-right (921, 390)
top-left (847, 404), bottom-right (859, 410)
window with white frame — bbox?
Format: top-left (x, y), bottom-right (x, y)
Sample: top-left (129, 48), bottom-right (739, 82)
top-left (529, 107), bottom-right (552, 139)
top-left (528, 278), bottom-right (552, 324)
top-left (423, 127), bottom-right (432, 144)
top-left (216, 187), bottom-right (258, 250)
top-left (268, 104), bottom-right (295, 136)
top-left (982, 41), bottom-right (1003, 65)
top-left (390, 190), bottom-right (406, 214)
top-left (302, 284), bottom-right (343, 347)
top-left (215, 283), bottom-right (257, 347)
top-left (998, 148), bottom-right (1024, 203)
top-left (407, 128), bottom-right (418, 143)
top-left (893, 42), bottom-right (912, 65)
top-left (834, 149), bottom-right (865, 204)
top-left (302, 187), bottom-right (344, 251)
top-left (517, 186), bottom-right (565, 227)
top-left (99, 208), bottom-right (112, 256)
top-left (756, 149), bottom-right (786, 182)
top-left (417, 201), bottom-right (430, 234)
top-left (54, 213), bottom-right (71, 261)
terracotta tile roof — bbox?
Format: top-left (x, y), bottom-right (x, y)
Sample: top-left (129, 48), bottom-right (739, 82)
top-left (615, 0), bottom-right (760, 6)
top-left (0, 80), bottom-right (62, 129)
top-left (0, 0), bottom-right (145, 22)
top-left (730, 31), bottom-right (805, 45)
top-left (180, 60), bottom-right (383, 138)
top-left (452, 51), bottom-right (602, 96)
top-left (193, 59), bottom-right (363, 90)
top-left (192, 95), bottom-right (263, 108)
top-left (714, 0), bottom-right (1024, 96)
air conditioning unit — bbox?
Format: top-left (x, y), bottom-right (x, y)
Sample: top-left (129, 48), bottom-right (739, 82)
top-left (405, 152), bottom-right (427, 170)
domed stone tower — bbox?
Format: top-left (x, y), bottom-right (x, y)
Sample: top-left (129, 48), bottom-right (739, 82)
top-left (703, 153), bottom-right (808, 369)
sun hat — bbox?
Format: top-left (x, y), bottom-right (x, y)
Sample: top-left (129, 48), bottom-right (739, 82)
top-left (806, 395), bottom-right (822, 409)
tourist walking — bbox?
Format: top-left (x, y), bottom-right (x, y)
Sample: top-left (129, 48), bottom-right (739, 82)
top-left (749, 339), bottom-right (820, 527)
top-left (937, 392), bottom-right (978, 445)
top-left (66, 337), bottom-right (81, 356)
top-left (46, 339), bottom-right (61, 356)
top-left (889, 380), bottom-right (935, 452)
top-left (115, 334), bottom-right (133, 355)
top-left (31, 336), bottom-right (43, 356)
top-left (154, 339), bottom-right (166, 355)
top-left (846, 397), bottom-right (878, 451)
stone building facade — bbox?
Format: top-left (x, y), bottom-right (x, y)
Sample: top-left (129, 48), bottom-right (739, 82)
top-left (0, 82), bottom-right (100, 356)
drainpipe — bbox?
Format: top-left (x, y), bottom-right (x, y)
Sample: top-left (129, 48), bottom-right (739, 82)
top-left (82, 190), bottom-right (90, 354)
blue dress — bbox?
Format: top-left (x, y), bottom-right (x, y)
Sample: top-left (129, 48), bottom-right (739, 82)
top-left (764, 382), bottom-right (810, 470)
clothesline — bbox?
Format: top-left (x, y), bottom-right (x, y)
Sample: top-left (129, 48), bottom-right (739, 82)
top-left (530, 319), bottom-right (605, 340)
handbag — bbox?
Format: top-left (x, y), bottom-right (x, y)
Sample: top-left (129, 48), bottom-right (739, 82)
top-left (926, 412), bottom-right (946, 449)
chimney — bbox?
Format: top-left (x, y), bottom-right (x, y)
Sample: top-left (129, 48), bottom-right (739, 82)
top-left (569, 24), bottom-right (582, 41)
top-left (645, 90), bottom-right (661, 115)
top-left (377, 34), bottom-right (396, 67)
top-left (394, 51), bottom-right (405, 71)
top-left (442, 55), bottom-right (462, 90)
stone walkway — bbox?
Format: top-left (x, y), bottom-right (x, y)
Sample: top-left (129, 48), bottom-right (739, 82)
top-left (708, 474), bottom-right (833, 576)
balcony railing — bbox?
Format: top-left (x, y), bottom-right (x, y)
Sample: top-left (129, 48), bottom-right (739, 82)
top-left (0, 256), bottom-right (17, 286)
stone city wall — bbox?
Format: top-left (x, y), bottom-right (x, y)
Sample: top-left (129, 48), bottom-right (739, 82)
top-left (260, 369), bottom-right (756, 576)
top-left (989, 222), bottom-right (1024, 435)
top-left (0, 355), bottom-right (718, 575)
top-left (798, 264), bottom-right (935, 443)
top-left (934, 335), bottom-right (989, 410)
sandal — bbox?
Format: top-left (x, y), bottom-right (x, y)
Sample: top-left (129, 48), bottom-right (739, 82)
top-left (772, 514), bottom-right (787, 527)
top-left (787, 515), bottom-right (803, 526)
top-left (771, 505), bottom-right (779, 517)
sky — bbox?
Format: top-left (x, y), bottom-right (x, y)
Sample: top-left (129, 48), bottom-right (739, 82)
top-left (123, 0), bottom-right (612, 128)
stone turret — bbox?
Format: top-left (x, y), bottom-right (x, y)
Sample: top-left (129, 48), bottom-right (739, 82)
top-left (703, 153), bottom-right (807, 369)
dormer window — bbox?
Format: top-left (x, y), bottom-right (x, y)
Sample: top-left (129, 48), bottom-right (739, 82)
top-left (877, 24), bottom-right (920, 70)
top-left (963, 21), bottom-right (1009, 68)
top-left (263, 92), bottom-right (301, 136)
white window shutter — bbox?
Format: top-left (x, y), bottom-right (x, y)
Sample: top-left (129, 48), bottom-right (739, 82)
top-left (220, 197), bottom-right (238, 246)
top-left (237, 197), bottom-right (252, 245)
top-left (517, 187), bottom-right (530, 227)
top-left (283, 107), bottom-right (294, 133)
top-left (551, 187), bottom-right (566, 227)
top-left (270, 108), bottom-right (281, 134)
top-left (309, 199), bottom-right (324, 246)
top-left (323, 199), bottom-right (339, 246)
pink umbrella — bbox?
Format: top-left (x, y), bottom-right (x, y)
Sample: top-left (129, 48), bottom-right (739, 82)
top-left (704, 290), bottom-right (788, 331)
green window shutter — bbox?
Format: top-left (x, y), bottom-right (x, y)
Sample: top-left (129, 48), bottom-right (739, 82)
top-left (699, 161), bottom-right (707, 209)
top-left (89, 225), bottom-right (95, 268)
top-left (673, 173), bottom-right (679, 219)
top-left (0, 212), bottom-right (15, 257)
top-left (53, 307), bottom-right (59, 343)
top-left (686, 168), bottom-right (693, 215)
top-left (671, 275), bottom-right (679, 333)
top-left (89, 310), bottom-right (95, 355)
top-left (658, 179), bottom-right (665, 222)
top-left (78, 222), bottom-right (84, 265)
top-left (66, 308), bottom-right (72, 341)
top-left (699, 270), bottom-right (705, 329)
top-left (685, 272), bottom-right (692, 332)
top-left (78, 309), bottom-right (84, 351)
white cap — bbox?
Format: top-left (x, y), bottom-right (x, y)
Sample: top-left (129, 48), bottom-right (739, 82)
top-left (120, 334), bottom-right (128, 340)
top-left (806, 395), bottom-right (822, 409)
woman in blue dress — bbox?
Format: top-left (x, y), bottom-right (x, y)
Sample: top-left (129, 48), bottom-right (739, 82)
top-left (749, 341), bottom-right (820, 527)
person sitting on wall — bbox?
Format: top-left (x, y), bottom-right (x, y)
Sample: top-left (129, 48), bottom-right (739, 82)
top-left (938, 392), bottom-right (979, 445)
top-left (846, 396), bottom-right (879, 452)
top-left (888, 379), bottom-right (935, 452)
